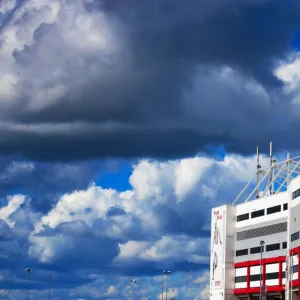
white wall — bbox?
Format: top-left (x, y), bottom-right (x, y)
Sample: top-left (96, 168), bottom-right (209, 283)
top-left (234, 268), bottom-right (247, 289)
top-left (210, 205), bottom-right (237, 300)
top-left (236, 192), bottom-right (287, 229)
top-left (266, 263), bottom-right (279, 286)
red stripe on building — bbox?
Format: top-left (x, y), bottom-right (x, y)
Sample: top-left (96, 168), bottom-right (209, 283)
top-left (234, 286), bottom-right (285, 295)
top-left (234, 248), bottom-right (300, 295)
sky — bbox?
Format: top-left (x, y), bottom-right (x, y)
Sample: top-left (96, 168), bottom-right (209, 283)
top-left (0, 0), bottom-right (300, 299)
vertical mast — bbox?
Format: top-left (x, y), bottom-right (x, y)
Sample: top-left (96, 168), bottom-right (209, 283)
top-left (256, 146), bottom-right (261, 199)
top-left (269, 141), bottom-right (275, 195)
top-left (286, 152), bottom-right (291, 300)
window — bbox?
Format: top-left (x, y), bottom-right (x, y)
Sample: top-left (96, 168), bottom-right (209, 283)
top-left (266, 272), bottom-right (279, 280)
top-left (236, 249), bottom-right (248, 257)
top-left (266, 243), bottom-right (280, 252)
top-left (251, 209), bottom-right (265, 218)
top-left (250, 246), bottom-right (263, 254)
top-left (292, 188), bottom-right (300, 200)
top-left (293, 265), bottom-right (298, 273)
top-left (283, 242), bottom-right (287, 249)
top-left (267, 205), bottom-right (281, 215)
top-left (237, 213), bottom-right (249, 222)
top-left (250, 274), bottom-right (261, 281)
top-left (291, 232), bottom-right (300, 242)
top-left (283, 203), bottom-right (288, 210)
top-left (283, 271), bottom-right (286, 278)
top-left (235, 276), bottom-right (247, 283)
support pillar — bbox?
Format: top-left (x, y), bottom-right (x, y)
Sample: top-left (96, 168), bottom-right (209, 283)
top-left (279, 261), bottom-right (283, 286)
top-left (263, 262), bottom-right (266, 286)
top-left (247, 265), bottom-right (250, 290)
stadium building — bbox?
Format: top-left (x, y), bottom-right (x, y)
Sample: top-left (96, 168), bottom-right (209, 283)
top-left (210, 144), bottom-right (300, 300)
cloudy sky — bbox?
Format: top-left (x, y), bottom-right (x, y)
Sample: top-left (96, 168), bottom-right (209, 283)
top-left (0, 0), bottom-right (300, 299)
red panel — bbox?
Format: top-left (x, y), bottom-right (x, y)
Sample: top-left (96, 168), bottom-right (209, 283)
top-left (298, 253), bottom-right (300, 287)
top-left (247, 265), bottom-right (250, 289)
top-left (279, 260), bottom-right (282, 286)
top-left (234, 247), bottom-right (300, 295)
top-left (234, 256), bottom-right (286, 268)
top-left (234, 245), bottom-right (300, 269)
top-left (235, 280), bottom-right (300, 295)
top-left (290, 245), bottom-right (300, 255)
top-left (234, 286), bottom-right (284, 295)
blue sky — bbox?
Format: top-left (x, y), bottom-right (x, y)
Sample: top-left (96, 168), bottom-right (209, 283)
top-left (0, 0), bottom-right (300, 299)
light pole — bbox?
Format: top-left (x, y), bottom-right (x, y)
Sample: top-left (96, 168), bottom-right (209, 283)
top-left (163, 270), bottom-right (171, 300)
top-left (259, 241), bottom-right (265, 300)
top-left (130, 279), bottom-right (136, 300)
top-left (161, 281), bottom-right (164, 300)
top-left (49, 274), bottom-right (52, 300)
top-left (26, 268), bottom-right (31, 300)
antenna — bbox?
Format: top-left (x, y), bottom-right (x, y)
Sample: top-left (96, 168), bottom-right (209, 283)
top-left (269, 141), bottom-right (276, 194)
top-left (269, 141), bottom-right (273, 195)
top-left (256, 146), bottom-right (261, 199)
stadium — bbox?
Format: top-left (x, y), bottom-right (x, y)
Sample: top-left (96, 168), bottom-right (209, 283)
top-left (210, 144), bottom-right (300, 300)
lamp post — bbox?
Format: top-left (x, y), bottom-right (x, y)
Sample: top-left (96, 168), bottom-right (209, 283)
top-left (163, 270), bottom-right (171, 300)
top-left (130, 279), bottom-right (136, 300)
top-left (259, 241), bottom-right (265, 300)
top-left (49, 274), bottom-right (52, 300)
top-left (25, 268), bottom-right (31, 300)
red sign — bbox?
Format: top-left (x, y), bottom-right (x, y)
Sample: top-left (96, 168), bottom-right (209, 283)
top-left (213, 210), bottom-right (223, 219)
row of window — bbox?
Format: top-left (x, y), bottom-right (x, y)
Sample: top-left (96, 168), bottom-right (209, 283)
top-left (292, 188), bottom-right (300, 200)
top-left (235, 267), bottom-right (298, 283)
top-left (237, 203), bottom-right (287, 222)
top-left (236, 242), bottom-right (286, 257)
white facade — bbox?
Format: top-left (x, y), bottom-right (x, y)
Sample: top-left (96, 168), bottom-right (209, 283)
top-left (210, 157), bottom-right (300, 300)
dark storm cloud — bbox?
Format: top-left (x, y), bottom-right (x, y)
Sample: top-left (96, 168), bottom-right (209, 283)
top-left (1, 0), bottom-right (300, 160)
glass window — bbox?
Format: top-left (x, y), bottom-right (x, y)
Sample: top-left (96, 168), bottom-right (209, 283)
top-left (250, 246), bottom-right (263, 254)
top-left (266, 272), bottom-right (279, 280)
top-left (237, 213), bottom-right (249, 222)
top-left (293, 265), bottom-right (298, 273)
top-left (283, 203), bottom-right (288, 210)
top-left (283, 242), bottom-right (287, 249)
top-left (293, 188), bottom-right (300, 200)
top-left (266, 243), bottom-right (280, 252)
top-left (267, 205), bottom-right (281, 215)
top-left (291, 232), bottom-right (300, 242)
top-left (236, 249), bottom-right (248, 256)
top-left (235, 276), bottom-right (247, 283)
top-left (251, 209), bottom-right (265, 218)
top-left (250, 274), bottom-right (261, 281)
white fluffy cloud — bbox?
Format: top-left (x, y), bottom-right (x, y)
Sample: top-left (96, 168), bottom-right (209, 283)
top-left (29, 153), bottom-right (257, 263)
top-left (0, 195), bottom-right (26, 227)
top-left (0, 150), bottom-right (291, 298)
